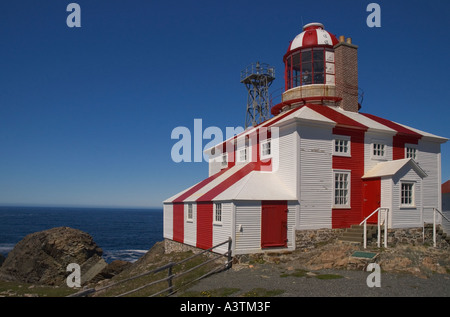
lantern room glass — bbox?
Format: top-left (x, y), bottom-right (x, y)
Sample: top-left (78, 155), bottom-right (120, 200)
top-left (285, 47), bottom-right (333, 90)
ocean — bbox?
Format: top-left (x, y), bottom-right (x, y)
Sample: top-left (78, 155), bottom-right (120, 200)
top-left (0, 206), bottom-right (163, 263)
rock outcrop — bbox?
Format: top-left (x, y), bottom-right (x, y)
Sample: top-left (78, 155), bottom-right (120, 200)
top-left (0, 227), bottom-right (107, 286)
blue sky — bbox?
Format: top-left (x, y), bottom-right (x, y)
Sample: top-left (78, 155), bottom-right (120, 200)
top-left (0, 0), bottom-right (449, 208)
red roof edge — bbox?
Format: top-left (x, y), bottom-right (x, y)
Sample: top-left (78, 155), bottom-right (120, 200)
top-left (442, 180), bottom-right (450, 194)
top-left (361, 113), bottom-right (422, 138)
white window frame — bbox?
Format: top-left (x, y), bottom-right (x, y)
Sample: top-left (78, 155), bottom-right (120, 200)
top-left (333, 170), bottom-right (351, 209)
top-left (237, 146), bottom-right (248, 163)
top-left (221, 153), bottom-right (228, 169)
top-left (372, 142), bottom-right (387, 160)
top-left (260, 139), bottom-right (271, 159)
top-left (400, 182), bottom-right (415, 208)
top-left (405, 144), bottom-right (418, 161)
top-left (333, 135), bottom-right (351, 157)
top-left (187, 203), bottom-right (193, 222)
top-left (214, 202), bottom-right (222, 225)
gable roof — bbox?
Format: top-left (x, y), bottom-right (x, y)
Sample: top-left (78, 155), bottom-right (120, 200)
top-left (362, 158), bottom-right (428, 179)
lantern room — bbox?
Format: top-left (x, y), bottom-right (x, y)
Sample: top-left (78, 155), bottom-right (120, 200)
top-left (273, 22), bottom-right (360, 115)
top-left (284, 23), bottom-right (338, 89)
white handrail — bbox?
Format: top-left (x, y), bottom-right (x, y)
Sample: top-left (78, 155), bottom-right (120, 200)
top-left (423, 207), bottom-right (450, 247)
top-left (359, 207), bottom-right (389, 249)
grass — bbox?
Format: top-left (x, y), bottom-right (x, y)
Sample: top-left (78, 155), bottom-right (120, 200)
top-left (93, 250), bottom-right (221, 297)
top-left (241, 288), bottom-right (285, 297)
top-left (180, 287), bottom-right (241, 297)
top-left (315, 274), bottom-right (344, 280)
top-left (0, 280), bottom-right (77, 297)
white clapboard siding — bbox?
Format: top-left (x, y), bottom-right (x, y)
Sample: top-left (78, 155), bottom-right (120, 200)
top-left (274, 123), bottom-right (298, 196)
top-left (287, 201), bottom-right (298, 249)
top-left (163, 203), bottom-right (173, 240)
top-left (390, 166), bottom-right (423, 228)
top-left (234, 201), bottom-right (262, 254)
top-left (212, 202), bottom-right (233, 254)
top-left (381, 177), bottom-right (393, 227)
top-left (418, 140), bottom-right (441, 222)
top-left (184, 203), bottom-right (197, 247)
top-left (298, 123), bottom-right (333, 229)
top-left (364, 132), bottom-right (393, 174)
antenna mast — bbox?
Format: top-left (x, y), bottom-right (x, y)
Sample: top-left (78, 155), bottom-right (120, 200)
top-left (240, 62), bottom-right (275, 129)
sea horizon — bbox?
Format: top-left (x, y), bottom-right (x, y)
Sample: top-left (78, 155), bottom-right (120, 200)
top-left (0, 205), bottom-right (164, 263)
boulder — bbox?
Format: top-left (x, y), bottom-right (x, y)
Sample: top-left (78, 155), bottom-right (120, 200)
top-left (0, 227), bottom-right (106, 286)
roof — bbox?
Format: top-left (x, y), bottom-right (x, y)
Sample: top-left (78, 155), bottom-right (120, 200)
top-left (205, 104), bottom-right (447, 155)
top-left (165, 162), bottom-right (296, 204)
top-left (287, 23), bottom-right (339, 54)
top-left (362, 158), bottom-right (428, 179)
top-left (443, 180), bottom-right (450, 194)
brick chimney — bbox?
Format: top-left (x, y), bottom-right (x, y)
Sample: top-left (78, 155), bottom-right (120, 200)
top-left (334, 36), bottom-right (359, 112)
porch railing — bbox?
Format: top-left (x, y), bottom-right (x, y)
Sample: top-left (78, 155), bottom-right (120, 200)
top-left (422, 207), bottom-right (450, 247)
top-left (359, 207), bottom-right (389, 249)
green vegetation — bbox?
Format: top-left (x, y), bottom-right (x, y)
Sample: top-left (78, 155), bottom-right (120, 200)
top-left (315, 274), bottom-right (344, 280)
top-left (241, 288), bottom-right (284, 297)
top-left (0, 281), bottom-right (77, 297)
top-left (180, 287), bottom-right (241, 297)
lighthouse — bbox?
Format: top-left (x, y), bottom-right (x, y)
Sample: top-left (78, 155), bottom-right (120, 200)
top-left (163, 23), bottom-right (447, 256)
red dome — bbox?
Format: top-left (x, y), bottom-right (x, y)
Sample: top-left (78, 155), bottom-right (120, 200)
top-left (287, 23), bottom-right (339, 54)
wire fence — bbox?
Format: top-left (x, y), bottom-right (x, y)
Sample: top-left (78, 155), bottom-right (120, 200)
top-left (67, 238), bottom-right (233, 297)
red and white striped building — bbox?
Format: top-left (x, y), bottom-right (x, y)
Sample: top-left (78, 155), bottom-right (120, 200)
top-left (163, 23), bottom-right (448, 255)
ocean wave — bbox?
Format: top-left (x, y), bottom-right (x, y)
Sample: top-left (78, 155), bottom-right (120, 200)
top-left (0, 244), bottom-right (15, 256)
top-left (103, 249), bottom-right (148, 263)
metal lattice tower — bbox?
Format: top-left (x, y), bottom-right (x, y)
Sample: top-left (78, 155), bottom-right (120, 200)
top-left (240, 62), bottom-right (275, 129)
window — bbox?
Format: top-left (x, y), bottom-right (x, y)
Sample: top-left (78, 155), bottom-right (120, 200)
top-left (214, 203), bottom-right (222, 224)
top-left (221, 153), bottom-right (228, 168)
top-left (334, 171), bottom-right (350, 208)
top-left (285, 48), bottom-right (335, 89)
top-left (238, 147), bottom-right (248, 162)
top-left (372, 143), bottom-right (386, 158)
top-left (261, 140), bottom-right (271, 157)
top-left (401, 183), bottom-right (415, 207)
top-left (406, 146), bottom-right (417, 160)
top-left (333, 136), bottom-right (351, 156)
top-left (187, 204), bottom-right (193, 221)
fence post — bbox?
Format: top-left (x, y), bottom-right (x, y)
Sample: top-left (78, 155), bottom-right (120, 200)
top-left (168, 264), bottom-right (174, 294)
top-left (433, 208), bottom-right (436, 248)
top-left (227, 237), bottom-right (232, 269)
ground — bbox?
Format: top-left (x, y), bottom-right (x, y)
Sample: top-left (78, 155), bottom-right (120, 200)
top-left (1, 240), bottom-right (449, 297)
top-left (179, 241), bottom-right (450, 297)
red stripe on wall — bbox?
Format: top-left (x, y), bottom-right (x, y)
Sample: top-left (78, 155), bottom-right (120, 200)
top-left (332, 127), bottom-right (366, 229)
top-left (393, 135), bottom-right (421, 160)
top-left (173, 203), bottom-right (184, 243)
top-left (196, 202), bottom-right (213, 250)
top-left (361, 113), bottom-right (422, 160)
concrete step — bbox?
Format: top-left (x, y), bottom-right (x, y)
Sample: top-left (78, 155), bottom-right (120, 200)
top-left (338, 224), bottom-right (379, 244)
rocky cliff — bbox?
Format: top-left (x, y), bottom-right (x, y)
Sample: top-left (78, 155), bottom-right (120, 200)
top-left (0, 227), bottom-right (107, 286)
